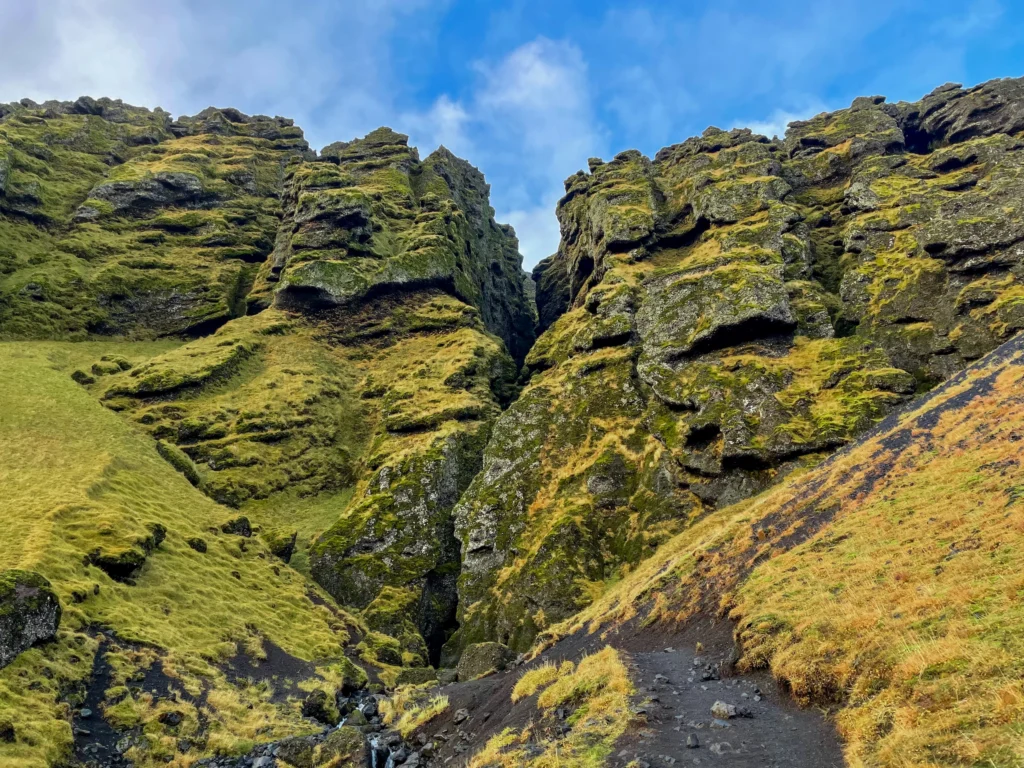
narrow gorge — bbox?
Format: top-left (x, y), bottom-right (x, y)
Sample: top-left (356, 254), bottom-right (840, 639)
top-left (2, 76), bottom-right (1024, 768)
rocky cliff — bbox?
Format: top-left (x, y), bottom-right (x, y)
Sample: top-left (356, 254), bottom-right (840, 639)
top-left (453, 77), bottom-right (1024, 654)
top-left (3, 77), bottom-right (1024, 768)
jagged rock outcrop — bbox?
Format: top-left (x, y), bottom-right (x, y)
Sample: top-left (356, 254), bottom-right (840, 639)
top-left (453, 76), bottom-right (1024, 653)
top-left (0, 570), bottom-right (61, 668)
top-left (256, 128), bottom-right (535, 362)
top-left (74, 122), bottom-right (534, 667)
top-left (0, 100), bottom-right (311, 338)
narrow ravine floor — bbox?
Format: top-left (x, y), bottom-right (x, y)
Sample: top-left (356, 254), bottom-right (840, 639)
top-left (614, 647), bottom-right (844, 767)
top-left (422, 615), bottom-right (846, 767)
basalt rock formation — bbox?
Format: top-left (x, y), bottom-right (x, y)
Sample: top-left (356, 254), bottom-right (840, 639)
top-left (452, 77), bottom-right (1024, 654)
top-left (0, 571), bottom-right (61, 669)
top-left (4, 77), bottom-right (1024, 768)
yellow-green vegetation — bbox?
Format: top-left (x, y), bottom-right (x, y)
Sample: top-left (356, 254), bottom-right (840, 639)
top-left (468, 647), bottom-right (634, 768)
top-left (542, 336), bottom-right (1024, 766)
top-left (0, 101), bottom-right (309, 340)
top-left (379, 686), bottom-right (449, 737)
top-left (0, 342), bottom-right (362, 768)
top-left (511, 660), bottom-right (571, 702)
top-left (456, 78), bottom-right (1024, 657)
top-left (96, 308), bottom-right (365, 507)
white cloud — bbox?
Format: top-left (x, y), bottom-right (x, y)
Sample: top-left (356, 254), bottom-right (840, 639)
top-left (502, 203), bottom-right (563, 267)
top-left (743, 102), bottom-right (830, 140)
top-left (403, 95), bottom-right (474, 158)
top-left (0, 0), bottom-right (440, 149)
top-left (407, 37), bottom-right (604, 268)
top-left (0, 0), bottom-right (180, 108)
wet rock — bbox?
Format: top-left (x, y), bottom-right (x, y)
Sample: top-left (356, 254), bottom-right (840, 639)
top-left (343, 709), bottom-right (368, 727)
top-left (0, 570), bottom-right (61, 668)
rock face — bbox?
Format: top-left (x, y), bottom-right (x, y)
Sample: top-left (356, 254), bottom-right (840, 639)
top-left (52, 117), bottom-right (535, 663)
top-left (0, 570), bottom-right (61, 668)
top-left (259, 128), bottom-right (535, 362)
top-left (0, 99), bottom-right (310, 338)
top-left (452, 77), bottom-right (1024, 653)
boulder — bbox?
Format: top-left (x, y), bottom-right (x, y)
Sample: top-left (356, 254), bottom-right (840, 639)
top-left (276, 735), bottom-right (316, 768)
top-left (301, 689), bottom-right (340, 726)
top-left (0, 570), bottom-right (62, 668)
top-left (315, 726), bottom-right (369, 766)
top-left (456, 642), bottom-right (514, 681)
top-left (395, 667), bottom-right (438, 687)
top-left (220, 516), bottom-right (252, 537)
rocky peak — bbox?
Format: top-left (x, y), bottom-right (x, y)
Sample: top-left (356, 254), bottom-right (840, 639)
top-left (267, 127), bottom-right (534, 361)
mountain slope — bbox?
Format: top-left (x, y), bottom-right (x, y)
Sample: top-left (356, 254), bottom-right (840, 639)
top-left (0, 342), bottom-right (362, 768)
top-left (539, 330), bottom-right (1024, 766)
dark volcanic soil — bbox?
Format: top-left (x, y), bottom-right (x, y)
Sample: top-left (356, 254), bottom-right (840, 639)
top-left (422, 615), bottom-right (846, 767)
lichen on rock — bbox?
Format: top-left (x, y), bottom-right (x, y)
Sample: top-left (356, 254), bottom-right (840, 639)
top-left (454, 76), bottom-right (1024, 654)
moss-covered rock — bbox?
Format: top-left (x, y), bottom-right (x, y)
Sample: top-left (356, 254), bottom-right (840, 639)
top-left (0, 101), bottom-right (310, 339)
top-left (454, 76), bottom-right (1024, 654)
top-left (455, 642), bottom-right (514, 681)
top-left (0, 571), bottom-right (61, 668)
top-left (314, 726), bottom-right (369, 766)
top-left (264, 129), bottom-right (534, 363)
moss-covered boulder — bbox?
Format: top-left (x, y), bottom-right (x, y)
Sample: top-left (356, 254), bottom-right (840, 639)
top-left (315, 726), bottom-right (369, 766)
top-left (456, 642), bottom-right (514, 681)
top-left (0, 570), bottom-right (61, 668)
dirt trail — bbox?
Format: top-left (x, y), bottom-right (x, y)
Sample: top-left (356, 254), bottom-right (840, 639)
top-left (615, 647), bottom-right (844, 767)
top-left (422, 616), bottom-right (846, 767)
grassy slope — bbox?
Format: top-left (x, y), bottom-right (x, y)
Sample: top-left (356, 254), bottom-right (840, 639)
top-left (542, 334), bottom-right (1024, 767)
top-left (0, 342), bottom-right (360, 768)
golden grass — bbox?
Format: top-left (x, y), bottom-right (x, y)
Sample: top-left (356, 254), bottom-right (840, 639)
top-left (538, 340), bottom-right (1024, 766)
top-left (511, 661), bottom-right (570, 703)
top-left (0, 342), bottom-right (360, 768)
top-left (379, 686), bottom-right (449, 738)
top-left (468, 646), bottom-right (634, 768)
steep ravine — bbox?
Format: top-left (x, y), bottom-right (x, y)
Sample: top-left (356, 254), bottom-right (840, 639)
top-left (4, 76), bottom-right (1024, 768)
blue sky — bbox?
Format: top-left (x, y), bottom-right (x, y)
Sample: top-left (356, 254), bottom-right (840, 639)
top-left (1, 1), bottom-right (1021, 267)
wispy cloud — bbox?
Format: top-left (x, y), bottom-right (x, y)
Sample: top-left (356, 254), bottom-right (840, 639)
top-left (407, 37), bottom-right (605, 267)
